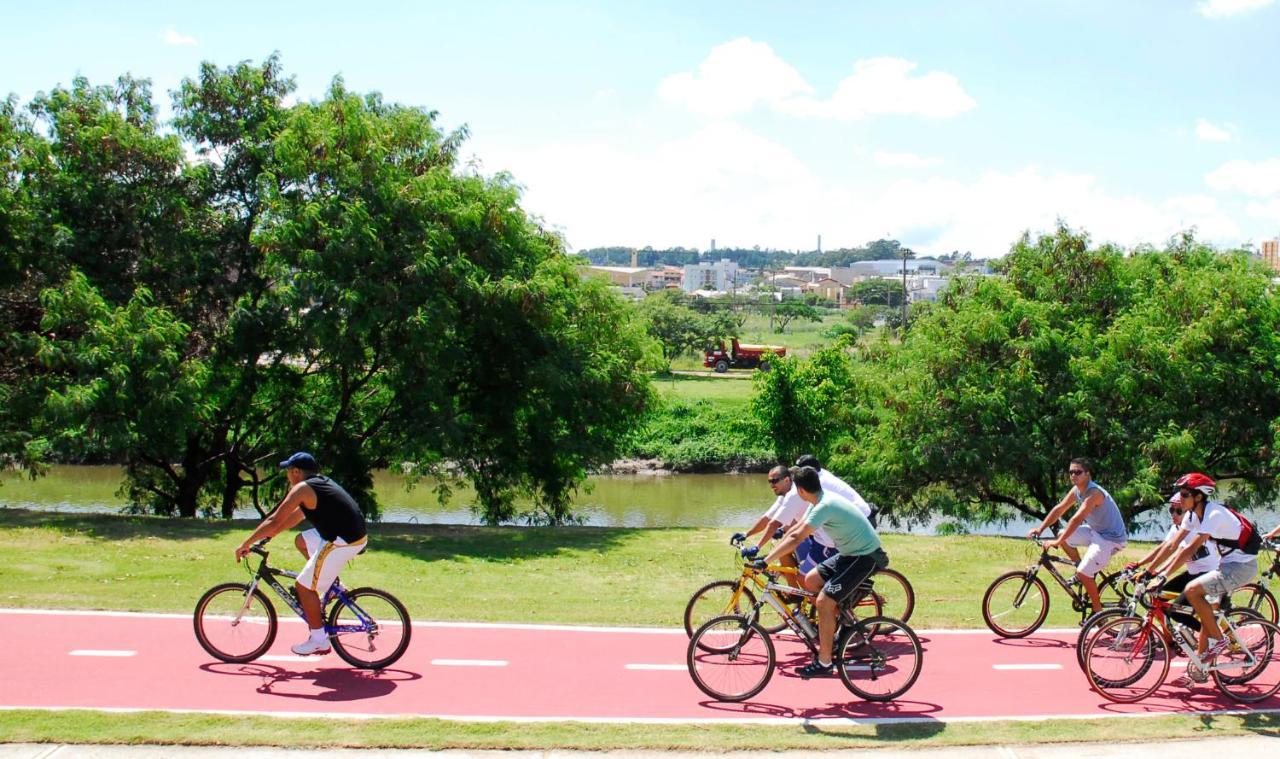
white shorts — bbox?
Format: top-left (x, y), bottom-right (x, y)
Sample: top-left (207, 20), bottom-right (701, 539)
top-left (297, 529), bottom-right (367, 594)
top-left (1065, 525), bottom-right (1125, 576)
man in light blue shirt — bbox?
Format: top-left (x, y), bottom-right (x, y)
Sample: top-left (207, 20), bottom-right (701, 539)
top-left (1028, 457), bottom-right (1128, 614)
top-left (763, 466), bottom-right (888, 678)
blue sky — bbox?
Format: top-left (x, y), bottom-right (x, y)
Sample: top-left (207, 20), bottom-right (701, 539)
top-left (4, 0), bottom-right (1280, 256)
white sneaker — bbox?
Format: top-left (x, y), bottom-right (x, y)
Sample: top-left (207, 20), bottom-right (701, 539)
top-left (290, 638), bottom-right (331, 656)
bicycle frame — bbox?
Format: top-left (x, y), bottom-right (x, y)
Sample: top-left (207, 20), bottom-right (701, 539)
top-left (242, 545), bottom-right (377, 637)
top-left (1117, 595), bottom-right (1257, 675)
top-left (1026, 541), bottom-right (1124, 614)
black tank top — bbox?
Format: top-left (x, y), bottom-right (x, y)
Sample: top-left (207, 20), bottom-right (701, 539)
top-left (303, 476), bottom-right (367, 543)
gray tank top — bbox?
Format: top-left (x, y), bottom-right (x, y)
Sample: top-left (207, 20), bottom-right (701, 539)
top-left (1074, 482), bottom-right (1127, 543)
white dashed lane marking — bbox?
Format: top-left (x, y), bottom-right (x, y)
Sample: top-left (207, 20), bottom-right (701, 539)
top-left (430, 659), bottom-right (508, 667)
top-left (624, 664), bottom-right (685, 671)
top-left (992, 663), bottom-right (1063, 671)
top-left (69, 650), bottom-right (136, 657)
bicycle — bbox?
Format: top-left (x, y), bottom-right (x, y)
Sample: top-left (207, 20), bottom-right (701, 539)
top-left (684, 534), bottom-right (914, 639)
top-left (1082, 581), bottom-right (1280, 703)
top-left (686, 558), bottom-right (923, 703)
top-left (193, 537), bottom-right (412, 670)
top-left (1073, 567), bottom-right (1261, 671)
top-left (1232, 539), bottom-right (1280, 624)
top-left (982, 536), bottom-right (1130, 638)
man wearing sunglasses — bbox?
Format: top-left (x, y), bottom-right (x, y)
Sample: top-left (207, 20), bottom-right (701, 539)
top-left (1149, 473), bottom-right (1260, 677)
top-left (732, 466), bottom-right (836, 584)
top-left (1027, 457), bottom-right (1128, 615)
top-left (1125, 491), bottom-right (1217, 594)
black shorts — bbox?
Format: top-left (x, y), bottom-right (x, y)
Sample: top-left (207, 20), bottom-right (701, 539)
top-left (816, 548), bottom-right (889, 606)
top-left (1163, 570), bottom-right (1204, 596)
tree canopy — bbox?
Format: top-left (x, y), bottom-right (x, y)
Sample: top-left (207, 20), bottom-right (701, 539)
top-left (1, 57), bottom-right (654, 524)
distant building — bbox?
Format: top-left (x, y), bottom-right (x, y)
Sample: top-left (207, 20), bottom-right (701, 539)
top-left (805, 277), bottom-right (847, 303)
top-left (1261, 239), bottom-right (1280, 274)
top-left (849, 259), bottom-right (952, 278)
top-left (683, 258), bottom-right (739, 293)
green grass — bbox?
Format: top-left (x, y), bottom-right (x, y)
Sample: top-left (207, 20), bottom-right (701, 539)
top-left (0, 509), bottom-right (1266, 750)
top-left (1, 508), bottom-right (1151, 628)
top-left (652, 372), bottom-right (757, 407)
top-left (3, 708), bottom-right (1279, 750)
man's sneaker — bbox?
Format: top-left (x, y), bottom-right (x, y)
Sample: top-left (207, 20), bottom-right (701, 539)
top-left (290, 638), bottom-right (331, 656)
top-left (797, 661), bottom-right (834, 678)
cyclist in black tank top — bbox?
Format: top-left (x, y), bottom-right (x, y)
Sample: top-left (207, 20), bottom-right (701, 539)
top-left (303, 476), bottom-right (366, 543)
top-left (236, 452), bottom-right (370, 656)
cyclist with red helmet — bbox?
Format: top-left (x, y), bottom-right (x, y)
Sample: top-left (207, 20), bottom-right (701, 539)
top-left (1149, 472), bottom-right (1261, 679)
top-left (1028, 457), bottom-right (1128, 615)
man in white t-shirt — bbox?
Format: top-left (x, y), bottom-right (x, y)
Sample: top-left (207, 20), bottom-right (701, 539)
top-left (733, 465), bottom-right (838, 579)
top-left (1127, 491), bottom-right (1218, 594)
top-left (1151, 473), bottom-right (1259, 677)
top-left (795, 454), bottom-right (873, 519)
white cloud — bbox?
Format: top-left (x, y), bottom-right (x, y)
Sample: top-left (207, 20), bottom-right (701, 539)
top-left (872, 151), bottom-right (943, 168)
top-left (1195, 118), bottom-right (1232, 142)
top-left (1247, 198), bottom-right (1280, 223)
top-left (1206, 159), bottom-right (1280, 196)
top-left (658, 38), bottom-right (811, 117)
top-left (782, 58), bottom-right (976, 121)
top-left (660, 40), bottom-right (973, 121)
top-left (162, 27), bottom-right (198, 46)
top-left (1197, 0), bottom-right (1276, 18)
top-left (470, 125), bottom-right (1244, 257)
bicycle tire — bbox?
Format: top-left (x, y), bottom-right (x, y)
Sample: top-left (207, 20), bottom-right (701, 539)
top-left (1076, 607), bottom-right (1126, 671)
top-left (193, 582), bottom-right (278, 663)
top-left (1212, 617), bottom-right (1280, 703)
top-left (327, 587), bottom-right (412, 670)
top-left (687, 615), bottom-right (775, 702)
top-left (871, 568), bottom-right (915, 624)
top-left (982, 571), bottom-right (1050, 638)
top-left (836, 615), bottom-right (923, 701)
top-left (1233, 583), bottom-right (1279, 624)
top-left (684, 580), bottom-right (759, 638)
top-left (1084, 616), bottom-right (1169, 703)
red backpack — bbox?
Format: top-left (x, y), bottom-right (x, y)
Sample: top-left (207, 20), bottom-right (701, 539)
top-left (1215, 505), bottom-right (1262, 556)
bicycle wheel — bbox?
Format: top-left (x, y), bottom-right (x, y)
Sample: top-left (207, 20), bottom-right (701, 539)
top-left (684, 580), bottom-right (758, 637)
top-left (836, 615), bottom-right (923, 702)
top-left (982, 571), bottom-right (1049, 638)
top-left (193, 582), bottom-right (278, 663)
top-left (1213, 617), bottom-right (1280, 703)
top-left (1084, 616), bottom-right (1170, 703)
top-left (1076, 607), bottom-right (1125, 671)
top-left (1096, 571), bottom-right (1130, 608)
top-left (870, 568), bottom-right (915, 624)
top-left (327, 587), bottom-right (412, 670)
top-left (1233, 583), bottom-right (1279, 624)
top-left (687, 615), bottom-right (775, 702)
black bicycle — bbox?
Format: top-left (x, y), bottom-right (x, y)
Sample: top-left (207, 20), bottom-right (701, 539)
top-left (982, 537), bottom-right (1131, 637)
top-left (193, 537), bottom-right (411, 669)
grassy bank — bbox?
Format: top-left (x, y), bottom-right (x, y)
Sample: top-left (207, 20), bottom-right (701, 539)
top-left (624, 373), bottom-right (774, 471)
top-left (3, 708), bottom-right (1278, 751)
top-left (1, 507), bottom-right (1147, 628)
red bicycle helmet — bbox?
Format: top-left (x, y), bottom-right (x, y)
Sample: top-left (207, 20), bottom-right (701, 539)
top-left (1174, 472), bottom-right (1216, 496)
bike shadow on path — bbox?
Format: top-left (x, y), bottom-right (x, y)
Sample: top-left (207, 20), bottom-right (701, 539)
top-left (1092, 685), bottom-right (1280, 715)
top-left (200, 662), bottom-right (421, 702)
top-left (695, 695), bottom-right (944, 724)
top-left (991, 635), bottom-right (1073, 650)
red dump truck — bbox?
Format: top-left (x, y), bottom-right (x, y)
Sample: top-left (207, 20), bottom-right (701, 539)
top-left (703, 338), bottom-right (787, 373)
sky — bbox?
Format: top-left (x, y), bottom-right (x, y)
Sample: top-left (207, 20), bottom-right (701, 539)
top-left (3, 0), bottom-right (1280, 257)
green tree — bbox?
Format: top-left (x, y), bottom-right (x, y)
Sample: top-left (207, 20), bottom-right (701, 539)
top-left (773, 299), bottom-right (822, 333)
top-left (3, 58), bottom-right (655, 525)
top-left (636, 291), bottom-right (735, 370)
top-left (847, 279), bottom-right (905, 307)
top-left (843, 225), bottom-right (1280, 528)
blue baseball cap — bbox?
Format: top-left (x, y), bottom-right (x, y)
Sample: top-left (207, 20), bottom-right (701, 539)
top-left (279, 451), bottom-right (319, 471)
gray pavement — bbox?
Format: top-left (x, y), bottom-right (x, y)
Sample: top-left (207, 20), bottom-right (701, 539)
top-left (3, 737), bottom-right (1280, 758)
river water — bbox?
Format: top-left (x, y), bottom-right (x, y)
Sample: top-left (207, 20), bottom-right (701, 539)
top-left (2, 465), bottom-right (1274, 540)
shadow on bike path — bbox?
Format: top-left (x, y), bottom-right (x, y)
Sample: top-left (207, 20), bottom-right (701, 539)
top-left (199, 662), bottom-right (421, 702)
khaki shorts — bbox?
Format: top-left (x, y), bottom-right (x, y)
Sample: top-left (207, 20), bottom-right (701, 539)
top-left (1065, 525), bottom-right (1125, 576)
top-left (1187, 558), bottom-right (1257, 597)
top-left (297, 529), bottom-right (367, 594)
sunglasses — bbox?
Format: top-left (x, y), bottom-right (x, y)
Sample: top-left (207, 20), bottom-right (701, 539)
top-left (768, 476), bottom-right (787, 484)
top-left (1169, 507), bottom-right (1181, 516)
top-left (1068, 469), bottom-right (1085, 476)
